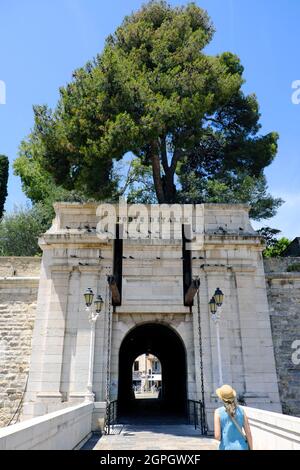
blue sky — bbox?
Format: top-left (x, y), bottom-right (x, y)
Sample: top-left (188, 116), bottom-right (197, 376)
top-left (0, 0), bottom-right (299, 238)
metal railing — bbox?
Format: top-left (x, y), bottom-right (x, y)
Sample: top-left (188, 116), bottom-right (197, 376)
top-left (104, 400), bottom-right (118, 435)
top-left (187, 400), bottom-right (207, 435)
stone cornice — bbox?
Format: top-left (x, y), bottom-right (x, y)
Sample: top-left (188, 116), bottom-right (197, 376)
top-left (39, 233), bottom-right (111, 249)
top-left (115, 305), bottom-right (190, 314)
top-left (204, 234), bottom-right (262, 245)
top-left (197, 264), bottom-right (256, 273)
top-left (39, 233), bottom-right (262, 250)
top-left (53, 201), bottom-right (251, 211)
top-left (49, 264), bottom-right (105, 274)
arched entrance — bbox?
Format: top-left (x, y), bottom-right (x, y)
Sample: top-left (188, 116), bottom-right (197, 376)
top-left (118, 323), bottom-right (187, 423)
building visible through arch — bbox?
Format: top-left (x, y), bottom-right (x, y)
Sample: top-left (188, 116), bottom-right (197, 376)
top-left (19, 203), bottom-right (282, 431)
top-left (132, 352), bottom-right (162, 394)
top-left (118, 323), bottom-right (187, 421)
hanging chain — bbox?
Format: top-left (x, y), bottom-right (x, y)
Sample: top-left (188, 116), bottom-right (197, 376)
top-left (104, 277), bottom-right (112, 434)
top-left (196, 287), bottom-right (208, 434)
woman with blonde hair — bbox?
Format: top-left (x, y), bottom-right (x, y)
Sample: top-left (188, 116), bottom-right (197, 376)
top-left (214, 384), bottom-right (253, 450)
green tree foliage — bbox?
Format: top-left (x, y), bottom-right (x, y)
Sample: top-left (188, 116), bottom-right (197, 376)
top-left (257, 226), bottom-right (281, 247)
top-left (10, 147), bottom-right (87, 256)
top-left (257, 226), bottom-right (290, 258)
top-left (0, 155), bottom-right (9, 218)
top-left (118, 158), bottom-right (157, 203)
top-left (14, 1), bottom-right (281, 220)
top-left (179, 172), bottom-right (282, 220)
top-left (263, 237), bottom-right (290, 258)
top-left (14, 140), bottom-right (87, 205)
top-left (0, 204), bottom-right (54, 256)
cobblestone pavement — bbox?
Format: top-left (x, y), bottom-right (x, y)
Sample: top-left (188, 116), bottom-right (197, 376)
top-left (81, 425), bottom-right (218, 450)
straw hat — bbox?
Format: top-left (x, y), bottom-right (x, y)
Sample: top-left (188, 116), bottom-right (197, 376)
top-left (216, 384), bottom-right (236, 401)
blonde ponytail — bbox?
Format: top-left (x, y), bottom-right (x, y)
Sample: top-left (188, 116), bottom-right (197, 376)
top-left (223, 398), bottom-right (237, 417)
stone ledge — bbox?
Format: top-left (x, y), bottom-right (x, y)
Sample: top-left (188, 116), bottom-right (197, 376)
top-left (244, 406), bottom-right (300, 449)
top-left (115, 306), bottom-right (191, 314)
top-left (0, 402), bottom-right (94, 450)
top-left (199, 264), bottom-right (256, 273)
top-left (49, 264), bottom-right (104, 274)
top-left (266, 273), bottom-right (300, 280)
top-left (0, 277), bottom-right (39, 288)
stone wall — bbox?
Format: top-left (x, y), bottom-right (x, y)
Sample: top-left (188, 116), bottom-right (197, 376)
top-left (0, 402), bottom-right (94, 450)
top-left (0, 251), bottom-right (300, 427)
top-left (0, 258), bottom-right (40, 427)
top-left (22, 203), bottom-right (281, 425)
top-left (264, 257), bottom-right (300, 273)
top-left (265, 258), bottom-right (300, 417)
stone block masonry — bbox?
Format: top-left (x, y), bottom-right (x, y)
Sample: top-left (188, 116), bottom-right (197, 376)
top-left (265, 258), bottom-right (300, 417)
top-left (0, 217), bottom-right (300, 429)
top-left (0, 258), bottom-right (40, 426)
top-left (22, 203), bottom-right (282, 426)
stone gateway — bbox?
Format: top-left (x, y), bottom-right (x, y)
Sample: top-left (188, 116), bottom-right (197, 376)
top-left (14, 202), bottom-right (283, 432)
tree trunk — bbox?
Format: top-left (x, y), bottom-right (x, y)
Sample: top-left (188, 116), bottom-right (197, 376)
top-left (150, 146), bottom-right (166, 203)
top-left (163, 169), bottom-right (176, 203)
top-left (149, 141), bottom-right (179, 203)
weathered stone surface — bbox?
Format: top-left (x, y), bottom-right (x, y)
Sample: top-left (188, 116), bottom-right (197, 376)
top-left (0, 260), bottom-right (39, 427)
top-left (1, 208), bottom-right (299, 432)
top-left (265, 258), bottom-right (300, 417)
top-left (264, 257), bottom-right (300, 273)
top-left (20, 203), bottom-right (281, 429)
top-left (0, 257), bottom-right (41, 278)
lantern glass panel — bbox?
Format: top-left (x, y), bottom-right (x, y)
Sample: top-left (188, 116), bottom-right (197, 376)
top-left (214, 287), bottom-right (224, 307)
top-left (94, 295), bottom-right (104, 313)
top-left (84, 288), bottom-right (94, 307)
top-left (209, 297), bottom-right (217, 315)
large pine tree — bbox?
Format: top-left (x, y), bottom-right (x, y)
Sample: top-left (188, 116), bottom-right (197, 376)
top-left (14, 1), bottom-right (282, 220)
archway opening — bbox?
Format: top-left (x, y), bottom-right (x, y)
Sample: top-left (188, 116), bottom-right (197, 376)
top-left (118, 323), bottom-right (187, 423)
top-left (132, 354), bottom-right (162, 399)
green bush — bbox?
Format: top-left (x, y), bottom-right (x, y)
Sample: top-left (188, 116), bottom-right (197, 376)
top-left (0, 203), bottom-right (53, 256)
top-left (287, 264), bottom-right (300, 272)
top-left (263, 237), bottom-right (290, 258)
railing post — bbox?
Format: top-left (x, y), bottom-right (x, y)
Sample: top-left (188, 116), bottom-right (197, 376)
top-left (107, 402), bottom-right (110, 435)
top-left (186, 400), bottom-right (189, 424)
top-left (200, 401), bottom-right (204, 435)
top-left (187, 399), bottom-right (207, 435)
top-left (105, 400), bottom-right (118, 435)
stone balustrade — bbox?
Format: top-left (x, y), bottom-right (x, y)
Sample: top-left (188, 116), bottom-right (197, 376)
top-left (0, 403), bottom-right (299, 449)
top-left (0, 402), bottom-right (94, 450)
top-left (244, 406), bottom-right (300, 450)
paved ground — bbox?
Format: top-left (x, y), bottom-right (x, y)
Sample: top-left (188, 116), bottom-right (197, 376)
top-left (81, 425), bottom-right (218, 450)
top-left (134, 391), bottom-right (159, 399)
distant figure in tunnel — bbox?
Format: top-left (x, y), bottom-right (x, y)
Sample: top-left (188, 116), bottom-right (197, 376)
top-left (214, 385), bottom-right (253, 450)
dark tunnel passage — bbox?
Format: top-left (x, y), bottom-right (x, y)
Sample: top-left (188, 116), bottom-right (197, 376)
top-left (118, 323), bottom-right (187, 423)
